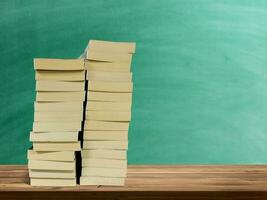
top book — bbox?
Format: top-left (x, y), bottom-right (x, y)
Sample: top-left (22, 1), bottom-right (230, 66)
top-left (88, 40), bottom-right (136, 54)
top-left (34, 59), bottom-right (84, 71)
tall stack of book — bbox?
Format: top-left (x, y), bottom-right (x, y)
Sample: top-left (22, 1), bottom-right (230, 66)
top-left (28, 59), bottom-right (85, 186)
top-left (80, 40), bottom-right (136, 186)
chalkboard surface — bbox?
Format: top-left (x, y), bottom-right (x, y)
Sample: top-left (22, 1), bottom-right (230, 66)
top-left (1, 0), bottom-right (267, 164)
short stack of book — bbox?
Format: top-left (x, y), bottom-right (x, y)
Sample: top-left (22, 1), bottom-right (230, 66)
top-left (28, 59), bottom-right (85, 186)
top-left (80, 40), bottom-right (136, 186)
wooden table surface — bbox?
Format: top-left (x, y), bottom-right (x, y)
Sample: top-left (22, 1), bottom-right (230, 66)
top-left (1, 165), bottom-right (267, 199)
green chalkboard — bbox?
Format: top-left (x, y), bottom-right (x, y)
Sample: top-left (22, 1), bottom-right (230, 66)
top-left (1, 0), bottom-right (267, 164)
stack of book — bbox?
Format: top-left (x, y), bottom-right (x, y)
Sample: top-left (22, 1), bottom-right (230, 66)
top-left (28, 59), bottom-right (85, 186)
top-left (80, 40), bottom-right (136, 186)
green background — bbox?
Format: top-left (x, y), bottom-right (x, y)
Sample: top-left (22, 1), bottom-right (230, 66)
top-left (1, 0), bottom-right (267, 164)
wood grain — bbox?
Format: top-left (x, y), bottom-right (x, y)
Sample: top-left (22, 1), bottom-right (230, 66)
top-left (1, 165), bottom-right (267, 199)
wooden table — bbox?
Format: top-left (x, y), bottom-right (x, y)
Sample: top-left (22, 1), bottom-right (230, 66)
top-left (1, 165), bottom-right (267, 199)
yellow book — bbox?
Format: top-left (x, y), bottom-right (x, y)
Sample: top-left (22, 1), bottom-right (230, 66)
top-left (86, 110), bottom-right (131, 122)
top-left (33, 122), bottom-right (81, 132)
top-left (86, 101), bottom-right (131, 111)
top-left (33, 142), bottom-right (81, 151)
top-left (80, 176), bottom-right (124, 186)
top-left (84, 130), bottom-right (128, 141)
top-left (83, 141), bottom-right (128, 150)
top-left (84, 120), bottom-right (129, 131)
top-left (88, 81), bottom-right (133, 92)
top-left (35, 70), bottom-right (85, 81)
top-left (27, 150), bottom-right (75, 161)
top-left (34, 58), bottom-right (84, 71)
top-left (30, 131), bottom-right (78, 142)
top-left (34, 111), bottom-right (83, 122)
top-left (82, 167), bottom-right (126, 178)
top-left (30, 178), bottom-right (76, 186)
top-left (29, 169), bottom-right (76, 178)
top-left (85, 61), bottom-right (131, 72)
top-left (88, 40), bottom-right (136, 53)
top-left (87, 91), bottom-right (132, 102)
top-left (87, 71), bottom-right (132, 82)
top-left (36, 91), bottom-right (85, 102)
top-left (36, 81), bottom-right (84, 91)
top-left (34, 102), bottom-right (84, 112)
top-left (28, 160), bottom-right (75, 171)
top-left (87, 51), bottom-right (132, 63)
top-left (82, 158), bottom-right (127, 169)
top-left (81, 149), bottom-right (126, 160)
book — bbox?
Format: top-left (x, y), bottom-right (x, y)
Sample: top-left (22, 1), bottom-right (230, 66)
top-left (34, 58), bottom-right (84, 71)
top-left (27, 150), bottom-right (75, 161)
top-left (36, 81), bottom-right (84, 91)
top-left (29, 169), bottom-right (76, 178)
top-left (82, 158), bottom-right (127, 169)
top-left (87, 71), bottom-right (132, 82)
top-left (34, 111), bottom-right (83, 122)
top-left (30, 57), bottom-right (87, 186)
top-left (88, 81), bottom-right (133, 92)
top-left (88, 40), bottom-right (136, 54)
top-left (81, 149), bottom-right (126, 160)
top-left (86, 110), bottom-right (131, 122)
top-left (35, 70), bottom-right (85, 81)
top-left (33, 142), bottom-right (81, 151)
top-left (34, 102), bottom-right (84, 112)
top-left (87, 91), bottom-right (132, 102)
top-left (30, 178), bottom-right (76, 186)
top-left (84, 121), bottom-right (129, 131)
top-left (86, 101), bottom-right (131, 111)
top-left (85, 61), bottom-right (131, 72)
top-left (36, 91), bottom-right (85, 102)
top-left (80, 176), bottom-right (124, 186)
top-left (83, 141), bottom-right (128, 150)
top-left (84, 131), bottom-right (128, 141)
top-left (29, 40), bottom-right (136, 186)
top-left (30, 132), bottom-right (78, 142)
top-left (28, 160), bottom-right (75, 171)
top-left (82, 167), bottom-right (126, 178)
top-left (87, 51), bottom-right (132, 63)
top-left (33, 122), bottom-right (81, 132)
